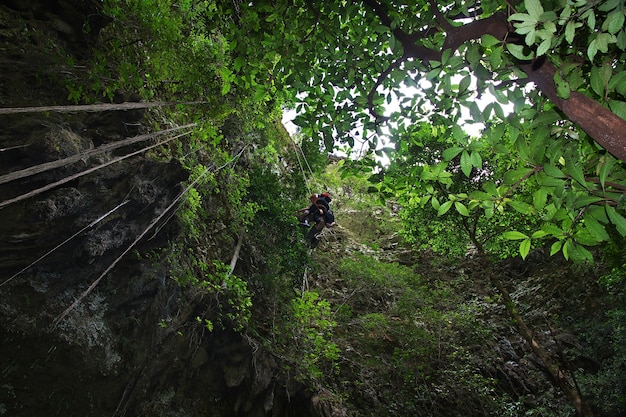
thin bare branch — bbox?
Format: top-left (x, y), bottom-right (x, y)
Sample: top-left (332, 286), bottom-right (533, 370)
top-left (0, 124), bottom-right (196, 185)
top-left (0, 144), bottom-right (29, 152)
top-left (0, 101), bottom-right (205, 115)
top-left (367, 53), bottom-right (408, 123)
top-left (0, 130), bottom-right (193, 209)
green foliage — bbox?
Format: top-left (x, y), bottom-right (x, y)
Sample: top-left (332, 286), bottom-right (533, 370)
top-left (62, 2), bottom-right (626, 415)
top-left (179, 186), bottom-right (203, 239)
top-left (266, 286), bottom-right (341, 386)
top-left (324, 252), bottom-right (523, 416)
top-left (245, 170), bottom-right (310, 279)
top-left (371, 112), bottom-right (626, 261)
top-left (177, 164), bottom-right (216, 240)
top-left (202, 0), bottom-right (626, 263)
top-left (168, 247), bottom-right (252, 332)
top-left (289, 291), bottom-right (339, 381)
top-left (508, 0), bottom-right (626, 62)
top-left (93, 0), bottom-right (226, 103)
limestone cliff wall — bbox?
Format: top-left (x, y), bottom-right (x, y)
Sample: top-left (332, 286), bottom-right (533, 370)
top-left (0, 2), bottom-right (316, 416)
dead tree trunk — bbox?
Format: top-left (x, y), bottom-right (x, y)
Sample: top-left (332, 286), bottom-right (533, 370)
top-left (0, 124), bottom-right (196, 185)
top-left (0, 101), bottom-right (204, 115)
top-left (229, 232), bottom-right (244, 275)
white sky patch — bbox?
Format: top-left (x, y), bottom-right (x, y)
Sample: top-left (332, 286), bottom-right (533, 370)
top-left (282, 107), bottom-right (300, 136)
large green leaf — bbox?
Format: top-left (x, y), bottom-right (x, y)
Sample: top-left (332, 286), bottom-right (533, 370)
top-left (503, 167), bottom-right (534, 185)
top-left (443, 146), bottom-right (464, 161)
top-left (598, 156), bottom-right (616, 190)
top-left (460, 150), bottom-right (472, 177)
top-left (503, 231), bottom-right (530, 240)
top-left (524, 0), bottom-right (543, 20)
top-left (508, 200), bottom-right (534, 214)
top-left (550, 240), bottom-right (562, 256)
top-left (454, 201), bottom-right (469, 216)
top-left (437, 200), bottom-right (453, 216)
top-left (533, 188), bottom-right (548, 210)
top-left (542, 223), bottom-right (564, 237)
top-left (583, 215), bottom-right (610, 242)
top-left (519, 238), bottom-right (532, 259)
top-left (590, 66), bottom-right (603, 97)
top-left (605, 9), bottom-right (625, 35)
top-left (543, 163), bottom-right (566, 178)
top-left (565, 156), bottom-right (587, 189)
top-left (609, 100), bottom-right (626, 121)
top-left (506, 43), bottom-right (534, 60)
top-left (470, 151), bottom-right (482, 168)
top-left (606, 205), bottom-right (626, 236)
top-left (609, 71), bottom-right (626, 96)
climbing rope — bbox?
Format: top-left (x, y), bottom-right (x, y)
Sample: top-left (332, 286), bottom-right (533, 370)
top-left (291, 139), bottom-right (314, 196)
top-left (0, 199), bottom-right (130, 288)
top-left (301, 264), bottom-right (309, 294)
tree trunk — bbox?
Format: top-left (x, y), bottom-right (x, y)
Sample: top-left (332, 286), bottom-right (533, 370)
top-left (229, 232), bottom-right (244, 275)
top-left (520, 60), bottom-right (626, 162)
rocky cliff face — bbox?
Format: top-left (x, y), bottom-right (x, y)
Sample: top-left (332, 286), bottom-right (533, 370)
top-left (0, 2), bottom-right (314, 416)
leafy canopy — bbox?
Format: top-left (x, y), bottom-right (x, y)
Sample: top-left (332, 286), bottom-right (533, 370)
top-left (204, 0), bottom-right (626, 260)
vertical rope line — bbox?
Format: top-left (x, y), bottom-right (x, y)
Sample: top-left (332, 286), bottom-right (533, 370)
top-left (291, 139), bottom-right (311, 196)
top-left (298, 143), bottom-right (315, 179)
top-left (301, 264), bottom-right (309, 294)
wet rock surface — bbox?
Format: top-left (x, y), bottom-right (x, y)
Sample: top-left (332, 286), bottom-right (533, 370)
top-left (0, 2), bottom-right (313, 416)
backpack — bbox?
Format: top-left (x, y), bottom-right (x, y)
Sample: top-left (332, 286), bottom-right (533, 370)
top-left (315, 197), bottom-right (330, 213)
top-left (318, 193), bottom-right (334, 224)
top-left (324, 209), bottom-right (335, 224)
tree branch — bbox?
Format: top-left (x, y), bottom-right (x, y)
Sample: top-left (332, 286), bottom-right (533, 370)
top-left (0, 101), bottom-right (204, 115)
top-left (361, 0), bottom-right (440, 62)
top-left (366, 53), bottom-right (408, 123)
top-left (442, 12), bottom-right (509, 52)
top-left (520, 59), bottom-right (626, 163)
top-left (428, 0), bottom-right (453, 32)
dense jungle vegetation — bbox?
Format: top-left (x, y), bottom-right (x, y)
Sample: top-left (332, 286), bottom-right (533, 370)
top-left (2, 0), bottom-right (626, 416)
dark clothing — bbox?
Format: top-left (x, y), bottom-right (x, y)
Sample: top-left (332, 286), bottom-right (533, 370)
top-left (296, 193), bottom-right (336, 231)
top-left (296, 193), bottom-right (337, 248)
top-left (315, 198), bottom-right (330, 213)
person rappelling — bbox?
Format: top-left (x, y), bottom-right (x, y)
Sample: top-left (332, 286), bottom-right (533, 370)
top-left (295, 192), bottom-right (337, 248)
